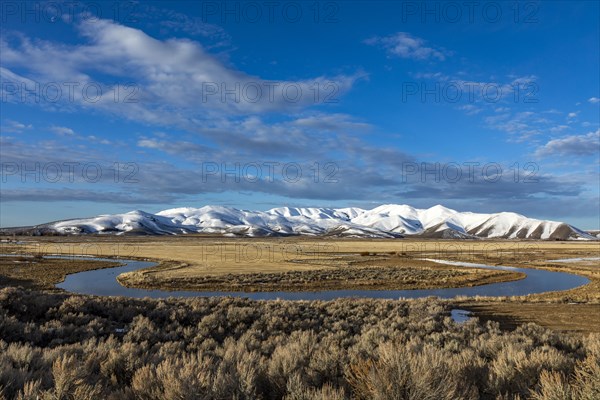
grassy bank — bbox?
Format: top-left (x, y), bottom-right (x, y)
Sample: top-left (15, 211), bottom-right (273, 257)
top-left (0, 254), bottom-right (121, 290)
top-left (116, 257), bottom-right (524, 292)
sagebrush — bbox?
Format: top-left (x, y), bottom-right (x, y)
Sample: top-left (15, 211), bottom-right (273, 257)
top-left (0, 288), bottom-right (598, 399)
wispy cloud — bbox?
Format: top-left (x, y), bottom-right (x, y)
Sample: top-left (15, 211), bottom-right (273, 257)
top-left (535, 129), bottom-right (600, 158)
top-left (458, 104), bottom-right (482, 115)
top-left (364, 32), bottom-right (449, 61)
top-left (1, 19), bottom-right (363, 121)
top-left (139, 5), bottom-right (230, 45)
top-left (0, 120), bottom-right (32, 133)
top-left (484, 111), bottom-right (549, 141)
top-left (50, 126), bottom-right (76, 136)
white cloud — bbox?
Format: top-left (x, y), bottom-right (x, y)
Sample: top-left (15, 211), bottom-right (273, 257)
top-left (292, 114), bottom-right (372, 131)
top-left (410, 72), bottom-right (450, 80)
top-left (1, 19), bottom-right (361, 120)
top-left (535, 129), bottom-right (600, 157)
top-left (485, 111), bottom-right (549, 141)
top-left (137, 139), bottom-right (214, 159)
top-left (364, 32), bottom-right (449, 61)
top-left (50, 126), bottom-right (76, 136)
top-left (440, 75), bottom-right (538, 108)
top-left (0, 120), bottom-right (32, 133)
top-left (588, 97), bottom-right (600, 104)
top-left (458, 104), bottom-right (481, 115)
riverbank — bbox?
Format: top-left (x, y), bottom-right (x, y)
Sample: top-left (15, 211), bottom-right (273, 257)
top-left (0, 253), bottom-right (121, 290)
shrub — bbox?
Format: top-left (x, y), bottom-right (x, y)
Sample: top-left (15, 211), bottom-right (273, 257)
top-left (0, 288), bottom-right (597, 399)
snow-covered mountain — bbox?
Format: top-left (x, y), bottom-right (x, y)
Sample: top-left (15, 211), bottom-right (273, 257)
top-left (3, 204), bottom-right (596, 240)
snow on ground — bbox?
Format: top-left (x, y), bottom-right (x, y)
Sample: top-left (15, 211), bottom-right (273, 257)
top-left (49, 204), bottom-right (596, 239)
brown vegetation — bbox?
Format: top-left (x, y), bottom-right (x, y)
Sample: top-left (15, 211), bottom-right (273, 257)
top-left (0, 255), bottom-right (120, 290)
top-left (117, 258), bottom-right (524, 292)
top-left (457, 302), bottom-right (600, 336)
top-left (0, 288), bottom-right (599, 399)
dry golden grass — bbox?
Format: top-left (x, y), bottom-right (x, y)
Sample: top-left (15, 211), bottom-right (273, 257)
top-left (4, 237), bottom-right (598, 297)
top-left (1, 239), bottom-right (525, 292)
top-left (9, 236), bottom-right (598, 271)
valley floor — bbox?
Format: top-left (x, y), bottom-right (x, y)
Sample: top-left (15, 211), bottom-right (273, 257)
top-left (1, 236), bottom-right (599, 333)
top-left (0, 237), bottom-right (599, 398)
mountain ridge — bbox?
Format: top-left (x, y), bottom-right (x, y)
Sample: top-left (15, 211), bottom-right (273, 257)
top-left (1, 204), bottom-right (595, 240)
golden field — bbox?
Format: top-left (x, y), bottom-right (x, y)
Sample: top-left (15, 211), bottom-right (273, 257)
top-left (2, 237), bottom-right (599, 333)
top-left (8, 235), bottom-right (598, 273)
top-left (2, 236), bottom-right (598, 299)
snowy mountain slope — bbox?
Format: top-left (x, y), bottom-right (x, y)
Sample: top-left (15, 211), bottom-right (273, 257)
top-left (3, 204), bottom-right (596, 240)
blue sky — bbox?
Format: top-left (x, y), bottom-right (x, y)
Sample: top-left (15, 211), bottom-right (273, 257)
top-left (1, 0), bottom-right (599, 229)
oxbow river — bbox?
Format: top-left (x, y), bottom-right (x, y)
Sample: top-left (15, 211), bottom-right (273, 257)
top-left (45, 255), bottom-right (591, 301)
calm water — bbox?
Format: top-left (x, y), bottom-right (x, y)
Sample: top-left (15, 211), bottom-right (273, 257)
top-left (450, 309), bottom-right (473, 323)
top-left (45, 255), bottom-right (591, 300)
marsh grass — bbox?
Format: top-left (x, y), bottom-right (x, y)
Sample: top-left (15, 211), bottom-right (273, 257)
top-left (117, 260), bottom-right (522, 292)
